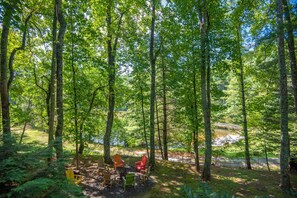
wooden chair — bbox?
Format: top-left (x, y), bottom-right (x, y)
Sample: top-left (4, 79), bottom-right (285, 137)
top-left (66, 168), bottom-right (83, 185)
top-left (102, 170), bottom-right (113, 187)
top-left (114, 154), bottom-right (125, 169)
top-left (136, 155), bottom-right (147, 172)
top-left (139, 166), bottom-right (151, 183)
top-left (123, 172), bottom-right (135, 191)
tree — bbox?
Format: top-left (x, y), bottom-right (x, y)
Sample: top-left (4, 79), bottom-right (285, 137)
top-left (276, 0), bottom-right (291, 191)
top-left (149, 0), bottom-right (159, 170)
top-left (236, 24), bottom-right (251, 169)
top-left (282, 0), bottom-right (297, 117)
top-left (103, 0), bottom-right (124, 164)
top-left (0, 0), bottom-right (14, 149)
top-left (197, 0), bottom-right (212, 181)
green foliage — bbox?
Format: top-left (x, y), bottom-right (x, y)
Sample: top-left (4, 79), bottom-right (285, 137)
top-left (9, 178), bottom-right (56, 197)
top-left (180, 181), bottom-right (269, 198)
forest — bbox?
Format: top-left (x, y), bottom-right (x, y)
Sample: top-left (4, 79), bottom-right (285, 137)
top-left (0, 0), bottom-right (297, 197)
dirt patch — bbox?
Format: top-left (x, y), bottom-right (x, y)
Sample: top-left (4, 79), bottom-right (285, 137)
top-left (70, 158), bottom-right (154, 198)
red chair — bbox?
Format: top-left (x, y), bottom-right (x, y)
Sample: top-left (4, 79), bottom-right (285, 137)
top-left (114, 154), bottom-right (125, 169)
top-left (136, 155), bottom-right (147, 171)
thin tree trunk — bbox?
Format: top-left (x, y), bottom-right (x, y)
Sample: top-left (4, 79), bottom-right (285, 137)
top-left (264, 143), bottom-right (270, 172)
top-left (155, 97), bottom-right (164, 159)
top-left (103, 0), bottom-right (123, 164)
top-left (104, 0), bottom-right (115, 164)
top-left (55, 0), bottom-right (66, 159)
top-left (19, 122), bottom-right (27, 145)
top-left (162, 58), bottom-right (168, 160)
top-left (79, 86), bottom-right (104, 154)
top-left (8, 12), bottom-right (33, 90)
top-left (70, 0), bottom-right (79, 169)
top-left (236, 25), bottom-right (251, 170)
top-left (48, 0), bottom-right (58, 162)
top-left (19, 99), bottom-right (32, 145)
top-left (198, 0), bottom-right (212, 181)
top-left (0, 8), bottom-right (12, 149)
top-left (190, 15), bottom-right (200, 172)
top-left (276, 0), bottom-right (291, 190)
top-left (140, 85), bottom-right (150, 158)
top-left (149, 0), bottom-right (157, 170)
top-left (282, 0), bottom-right (297, 117)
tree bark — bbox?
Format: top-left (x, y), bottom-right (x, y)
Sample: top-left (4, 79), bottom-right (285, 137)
top-left (282, 0), bottom-right (297, 117)
top-left (155, 97), bottom-right (164, 159)
top-left (162, 58), bottom-right (168, 160)
top-left (236, 25), bottom-right (251, 170)
top-left (48, 0), bottom-right (58, 162)
top-left (149, 0), bottom-right (157, 170)
top-left (0, 8), bottom-right (12, 149)
top-left (103, 1), bottom-right (123, 164)
top-left (198, 0), bottom-right (212, 181)
top-left (55, 0), bottom-right (67, 159)
top-left (193, 69), bottom-right (200, 172)
top-left (70, 0), bottom-right (79, 169)
top-left (276, 0), bottom-right (291, 191)
top-left (140, 85), bottom-right (150, 158)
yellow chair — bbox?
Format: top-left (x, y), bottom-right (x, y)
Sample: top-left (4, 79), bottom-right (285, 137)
top-left (66, 168), bottom-right (83, 185)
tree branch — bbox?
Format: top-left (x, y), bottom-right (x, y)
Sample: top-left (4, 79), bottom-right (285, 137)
top-left (8, 10), bottom-right (34, 89)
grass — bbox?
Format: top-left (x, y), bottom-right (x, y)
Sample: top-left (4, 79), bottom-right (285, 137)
top-left (10, 126), bottom-right (297, 197)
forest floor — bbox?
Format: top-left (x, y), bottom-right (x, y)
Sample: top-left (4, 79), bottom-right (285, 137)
top-left (75, 154), bottom-right (297, 198)
top-left (13, 127), bottom-right (297, 197)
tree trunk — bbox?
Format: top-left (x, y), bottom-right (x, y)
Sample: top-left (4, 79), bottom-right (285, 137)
top-left (155, 97), bottom-right (164, 159)
top-left (162, 58), bottom-right (168, 160)
top-left (236, 25), bottom-right (251, 170)
top-left (79, 86), bottom-right (103, 154)
top-left (149, 0), bottom-right (157, 170)
top-left (282, 0), bottom-right (297, 117)
top-left (55, 0), bottom-right (66, 159)
top-left (70, 0), bottom-right (79, 169)
top-left (198, 0), bottom-right (212, 181)
top-left (264, 143), bottom-right (270, 172)
top-left (276, 0), bottom-right (291, 191)
top-left (103, 1), bottom-right (123, 164)
top-left (19, 99), bottom-right (32, 145)
top-left (48, 0), bottom-right (58, 162)
top-left (8, 12), bottom-right (33, 90)
top-left (193, 61), bottom-right (200, 172)
top-left (140, 85), bottom-right (150, 158)
top-left (0, 8), bottom-right (12, 149)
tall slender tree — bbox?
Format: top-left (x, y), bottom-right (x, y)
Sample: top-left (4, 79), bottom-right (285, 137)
top-left (149, 0), bottom-right (159, 170)
top-left (103, 0), bottom-right (124, 164)
top-left (276, 0), bottom-right (291, 191)
top-left (197, 0), bottom-right (212, 181)
top-left (236, 25), bottom-right (251, 169)
top-left (54, 0), bottom-right (66, 159)
top-left (162, 57), bottom-right (168, 160)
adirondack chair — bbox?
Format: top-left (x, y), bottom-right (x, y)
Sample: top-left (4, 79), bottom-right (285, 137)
top-left (139, 166), bottom-right (151, 183)
top-left (122, 172), bottom-right (135, 191)
top-left (114, 154), bottom-right (125, 169)
top-left (66, 168), bottom-right (83, 185)
top-left (101, 170), bottom-right (113, 187)
top-left (136, 155), bottom-right (147, 171)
